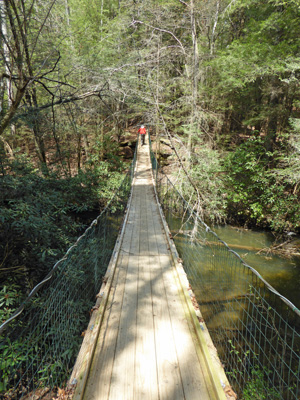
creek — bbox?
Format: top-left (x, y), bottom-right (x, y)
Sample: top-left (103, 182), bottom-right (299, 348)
top-left (169, 215), bottom-right (300, 310)
top-left (164, 200), bottom-right (300, 398)
top-left (211, 225), bottom-right (300, 310)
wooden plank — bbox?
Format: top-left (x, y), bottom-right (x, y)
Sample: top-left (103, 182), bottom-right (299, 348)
top-left (135, 181), bottom-right (159, 400)
top-left (78, 142), bottom-right (229, 400)
top-left (146, 188), bottom-right (185, 400)
top-left (82, 195), bottom-right (136, 400)
top-left (151, 199), bottom-right (213, 399)
top-left (71, 181), bottom-right (135, 400)
top-left (160, 254), bottom-right (214, 399)
top-left (107, 183), bottom-right (141, 400)
top-left (152, 164), bottom-right (229, 400)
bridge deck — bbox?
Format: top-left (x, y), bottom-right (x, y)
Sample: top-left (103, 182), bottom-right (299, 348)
top-left (74, 142), bottom-right (227, 400)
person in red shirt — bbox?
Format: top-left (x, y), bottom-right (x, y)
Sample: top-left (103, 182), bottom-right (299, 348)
top-left (138, 125), bottom-right (146, 145)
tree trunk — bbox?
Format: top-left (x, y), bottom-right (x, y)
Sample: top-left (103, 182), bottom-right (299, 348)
top-left (83, 132), bottom-right (89, 161)
top-left (210, 0), bottom-right (220, 55)
top-left (187, 0), bottom-right (199, 160)
top-left (0, 85), bottom-right (27, 135)
top-left (155, 35), bottom-right (161, 162)
top-left (65, 0), bottom-right (70, 26)
top-left (25, 90), bottom-right (47, 166)
top-left (0, 0), bottom-right (11, 103)
top-left (77, 132), bottom-right (81, 171)
top-left (0, 0), bottom-right (16, 137)
top-left (0, 135), bottom-right (14, 158)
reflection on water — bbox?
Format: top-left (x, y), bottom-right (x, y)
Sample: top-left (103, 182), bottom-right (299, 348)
top-left (212, 225), bottom-right (300, 310)
top-left (170, 216), bottom-right (300, 310)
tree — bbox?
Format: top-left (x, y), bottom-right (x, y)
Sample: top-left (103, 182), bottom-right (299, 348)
top-left (206, 0), bottom-right (300, 146)
top-left (0, 0), bottom-right (60, 164)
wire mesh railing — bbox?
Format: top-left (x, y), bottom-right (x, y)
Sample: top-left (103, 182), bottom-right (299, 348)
top-left (150, 137), bottom-right (300, 399)
top-left (0, 149), bottom-right (137, 399)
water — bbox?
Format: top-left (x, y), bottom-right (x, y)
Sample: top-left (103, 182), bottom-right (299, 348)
top-left (162, 199), bottom-right (300, 398)
top-left (169, 219), bottom-right (300, 398)
top-left (212, 225), bottom-right (300, 309)
top-left (169, 213), bottom-right (300, 310)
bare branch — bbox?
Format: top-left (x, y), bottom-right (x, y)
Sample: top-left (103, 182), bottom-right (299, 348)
top-left (13, 88), bottom-right (106, 122)
top-left (131, 19), bottom-right (186, 55)
top-left (177, 0), bottom-right (189, 6)
top-left (40, 77), bottom-right (76, 89)
top-left (30, 0), bottom-right (58, 62)
top-left (35, 79), bottom-right (56, 97)
top-left (37, 53), bottom-right (61, 80)
top-left (223, 0), bottom-right (238, 15)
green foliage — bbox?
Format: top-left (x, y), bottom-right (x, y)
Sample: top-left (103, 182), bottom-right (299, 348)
top-left (176, 141), bottom-right (227, 223)
top-left (202, 0), bottom-right (300, 232)
top-left (0, 284), bottom-right (24, 392)
top-left (85, 135), bottom-right (125, 204)
top-left (0, 337), bottom-right (30, 392)
top-left (0, 154), bottom-right (124, 297)
top-left (0, 293), bottom-right (90, 393)
top-left (224, 136), bottom-right (269, 219)
top-left (0, 163), bottom-right (78, 290)
top-left (242, 367), bottom-right (281, 400)
top-left (224, 135), bottom-right (300, 231)
top-left (227, 339), bottom-right (281, 399)
top-left (0, 285), bottom-right (20, 324)
top-left (206, 0), bottom-right (300, 143)
top-left (0, 148), bottom-right (130, 396)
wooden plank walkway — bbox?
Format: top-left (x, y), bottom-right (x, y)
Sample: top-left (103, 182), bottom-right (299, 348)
top-left (72, 141), bottom-right (229, 400)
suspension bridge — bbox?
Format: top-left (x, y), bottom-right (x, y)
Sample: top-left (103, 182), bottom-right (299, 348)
top-left (70, 140), bottom-right (229, 400)
top-left (0, 135), bottom-right (299, 400)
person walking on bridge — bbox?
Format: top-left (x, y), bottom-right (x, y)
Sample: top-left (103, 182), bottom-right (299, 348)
top-left (138, 124), bottom-right (146, 146)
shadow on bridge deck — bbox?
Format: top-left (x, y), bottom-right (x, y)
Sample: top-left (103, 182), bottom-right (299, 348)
top-left (70, 142), bottom-right (231, 400)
